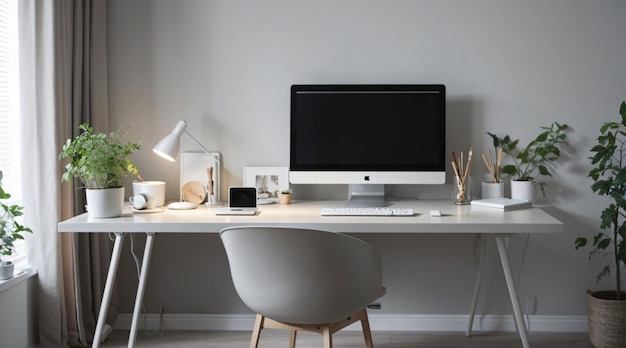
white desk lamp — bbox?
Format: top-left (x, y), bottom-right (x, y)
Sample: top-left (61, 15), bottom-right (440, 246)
top-left (153, 120), bottom-right (220, 209)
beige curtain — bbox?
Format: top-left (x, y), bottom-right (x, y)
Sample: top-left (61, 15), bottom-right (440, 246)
top-left (19, 0), bottom-right (117, 347)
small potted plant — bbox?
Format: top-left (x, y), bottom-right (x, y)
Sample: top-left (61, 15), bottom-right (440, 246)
top-left (575, 101), bottom-right (626, 348)
top-left (0, 170), bottom-right (32, 280)
top-left (278, 188), bottom-right (293, 205)
top-left (59, 123), bottom-right (142, 218)
top-left (487, 121), bottom-right (569, 202)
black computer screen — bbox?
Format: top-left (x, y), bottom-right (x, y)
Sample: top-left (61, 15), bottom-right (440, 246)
top-left (290, 85), bottom-right (446, 173)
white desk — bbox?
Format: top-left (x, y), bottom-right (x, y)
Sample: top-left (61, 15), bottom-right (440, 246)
top-left (58, 200), bottom-right (563, 348)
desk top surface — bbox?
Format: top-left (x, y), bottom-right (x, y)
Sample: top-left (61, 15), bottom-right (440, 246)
top-left (58, 200), bottom-right (564, 234)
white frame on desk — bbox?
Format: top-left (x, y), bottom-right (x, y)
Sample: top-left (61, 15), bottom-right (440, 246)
top-left (243, 166), bottom-right (289, 201)
top-left (58, 200), bottom-right (563, 348)
top-left (180, 151), bottom-right (221, 204)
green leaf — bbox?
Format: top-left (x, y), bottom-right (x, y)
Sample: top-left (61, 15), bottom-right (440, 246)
top-left (596, 266), bottom-right (611, 282)
top-left (593, 232), bottom-right (607, 245)
top-left (619, 224), bottom-right (626, 240)
top-left (501, 165), bottom-right (517, 175)
top-left (538, 165), bottom-right (551, 177)
top-left (615, 167), bottom-right (626, 185)
top-left (600, 122), bottom-right (618, 134)
top-left (597, 238), bottom-right (611, 250)
top-left (591, 179), bottom-right (613, 195)
top-left (487, 132), bottom-right (500, 148)
top-left (575, 237), bottom-right (588, 249)
top-left (600, 206), bottom-right (617, 229)
top-left (535, 130), bottom-right (549, 142)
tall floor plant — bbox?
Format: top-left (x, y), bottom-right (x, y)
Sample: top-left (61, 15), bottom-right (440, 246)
top-left (575, 101), bottom-right (626, 300)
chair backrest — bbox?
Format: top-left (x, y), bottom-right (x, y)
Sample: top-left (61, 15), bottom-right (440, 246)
top-left (220, 226), bottom-right (384, 324)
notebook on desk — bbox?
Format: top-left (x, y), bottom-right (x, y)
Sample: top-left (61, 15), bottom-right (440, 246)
top-left (471, 198), bottom-right (532, 211)
top-left (215, 187), bottom-right (258, 215)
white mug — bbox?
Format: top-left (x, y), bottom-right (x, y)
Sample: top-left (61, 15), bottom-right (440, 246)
top-left (132, 181), bottom-right (166, 209)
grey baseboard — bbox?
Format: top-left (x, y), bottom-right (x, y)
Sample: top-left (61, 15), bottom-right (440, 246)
top-left (113, 313), bottom-right (588, 333)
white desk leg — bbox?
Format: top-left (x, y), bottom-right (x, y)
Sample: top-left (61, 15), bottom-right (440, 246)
top-left (466, 234), bottom-right (486, 336)
top-left (495, 236), bottom-right (530, 348)
top-left (92, 232), bottom-right (126, 348)
top-left (128, 232), bottom-right (157, 348)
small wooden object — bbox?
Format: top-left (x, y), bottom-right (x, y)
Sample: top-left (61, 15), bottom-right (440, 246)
top-left (207, 167), bottom-right (214, 203)
top-left (181, 181), bottom-right (206, 204)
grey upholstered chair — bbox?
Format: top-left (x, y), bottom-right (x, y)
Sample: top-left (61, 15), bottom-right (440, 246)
top-left (219, 226), bottom-right (385, 348)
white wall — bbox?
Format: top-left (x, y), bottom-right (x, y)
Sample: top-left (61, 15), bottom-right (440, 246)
top-left (107, 0), bottom-right (626, 322)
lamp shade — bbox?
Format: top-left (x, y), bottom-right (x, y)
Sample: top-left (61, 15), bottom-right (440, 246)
top-left (153, 120), bottom-right (188, 161)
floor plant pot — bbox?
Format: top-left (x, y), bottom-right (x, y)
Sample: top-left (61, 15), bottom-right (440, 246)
top-left (587, 290), bottom-right (626, 348)
top-left (510, 180), bottom-right (534, 203)
top-left (86, 187), bottom-right (125, 218)
top-left (0, 261), bottom-right (14, 280)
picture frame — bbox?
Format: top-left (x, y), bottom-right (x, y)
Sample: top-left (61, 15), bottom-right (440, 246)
top-left (180, 151), bottom-right (221, 204)
top-left (243, 166), bottom-right (289, 201)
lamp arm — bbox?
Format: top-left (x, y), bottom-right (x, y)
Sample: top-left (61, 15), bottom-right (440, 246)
top-left (184, 130), bottom-right (221, 163)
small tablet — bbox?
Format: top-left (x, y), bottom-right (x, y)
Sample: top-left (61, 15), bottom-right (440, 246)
top-left (215, 187), bottom-right (258, 215)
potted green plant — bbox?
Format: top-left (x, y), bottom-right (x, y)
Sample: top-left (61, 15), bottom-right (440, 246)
top-left (575, 101), bottom-right (626, 348)
top-left (278, 188), bottom-right (292, 205)
top-left (59, 123), bottom-right (141, 218)
top-left (0, 170), bottom-right (32, 280)
top-left (487, 121), bottom-right (569, 202)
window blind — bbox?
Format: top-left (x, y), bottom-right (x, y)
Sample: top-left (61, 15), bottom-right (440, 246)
top-left (0, 0), bottom-right (26, 270)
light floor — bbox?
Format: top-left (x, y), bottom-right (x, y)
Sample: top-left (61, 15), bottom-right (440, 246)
top-left (104, 330), bottom-right (594, 347)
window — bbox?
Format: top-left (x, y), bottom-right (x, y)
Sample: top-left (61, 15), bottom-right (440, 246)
top-left (0, 0), bottom-right (26, 270)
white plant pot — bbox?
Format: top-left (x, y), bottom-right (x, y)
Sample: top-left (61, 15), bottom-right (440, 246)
top-left (481, 182), bottom-right (505, 199)
top-left (510, 180), bottom-right (534, 203)
top-left (0, 261), bottom-right (14, 280)
top-left (86, 187), bottom-right (125, 218)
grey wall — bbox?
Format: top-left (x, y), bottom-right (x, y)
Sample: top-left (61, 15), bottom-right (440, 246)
top-left (108, 0), bottom-right (626, 319)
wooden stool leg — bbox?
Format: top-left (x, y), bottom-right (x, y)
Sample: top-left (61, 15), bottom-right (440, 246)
top-left (360, 310), bottom-right (374, 348)
top-left (250, 314), bottom-right (264, 348)
top-left (289, 330), bottom-right (297, 348)
top-left (322, 325), bottom-right (332, 348)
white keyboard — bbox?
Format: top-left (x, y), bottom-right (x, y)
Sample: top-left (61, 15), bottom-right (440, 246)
top-left (320, 207), bottom-right (414, 216)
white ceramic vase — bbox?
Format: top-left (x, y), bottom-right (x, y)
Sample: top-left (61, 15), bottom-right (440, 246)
top-left (132, 181), bottom-right (166, 208)
top-left (510, 180), bottom-right (534, 203)
top-left (481, 182), bottom-right (504, 199)
top-left (86, 187), bottom-right (125, 218)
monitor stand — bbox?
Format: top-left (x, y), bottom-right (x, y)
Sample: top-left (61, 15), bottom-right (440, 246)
top-left (346, 184), bottom-right (386, 207)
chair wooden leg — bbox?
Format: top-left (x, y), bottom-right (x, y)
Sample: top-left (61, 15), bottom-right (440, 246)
top-left (289, 330), bottom-right (297, 348)
top-left (360, 310), bottom-right (374, 348)
top-left (254, 310), bottom-right (375, 348)
top-left (250, 314), bottom-right (264, 348)
top-left (322, 325), bottom-right (332, 348)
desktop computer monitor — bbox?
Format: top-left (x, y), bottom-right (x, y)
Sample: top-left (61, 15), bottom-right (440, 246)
top-left (289, 84), bottom-right (446, 207)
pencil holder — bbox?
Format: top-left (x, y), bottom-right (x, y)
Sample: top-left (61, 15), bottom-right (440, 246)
top-left (453, 176), bottom-right (472, 205)
top-left (481, 181), bottom-right (504, 199)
